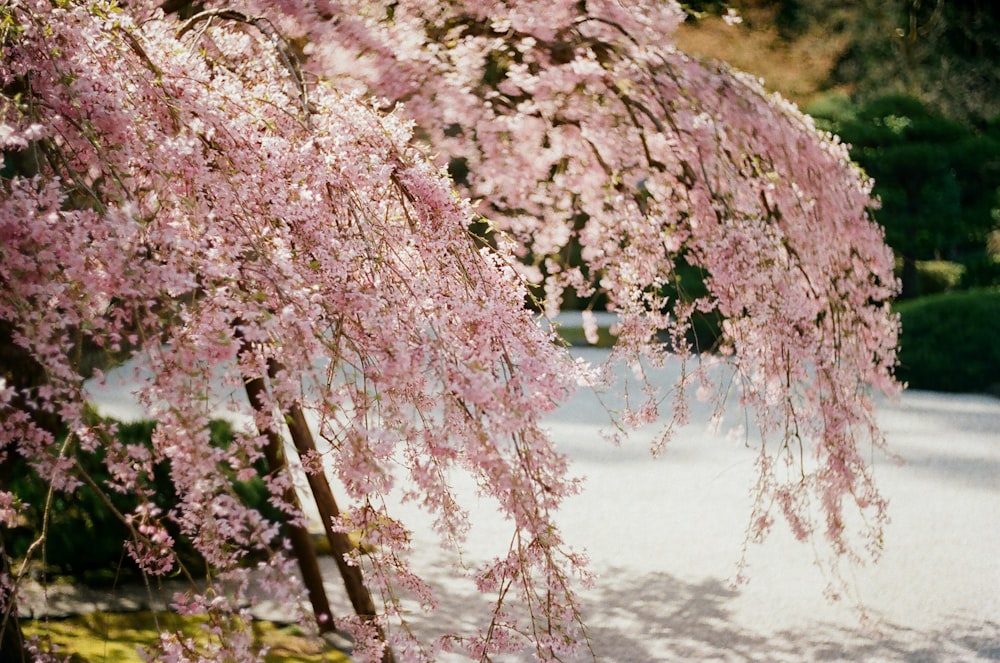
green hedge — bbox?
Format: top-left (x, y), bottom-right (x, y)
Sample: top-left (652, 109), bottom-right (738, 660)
top-left (895, 288), bottom-right (1000, 394)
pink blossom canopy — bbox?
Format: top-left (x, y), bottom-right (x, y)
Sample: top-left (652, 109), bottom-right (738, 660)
top-left (0, 1), bottom-right (899, 660)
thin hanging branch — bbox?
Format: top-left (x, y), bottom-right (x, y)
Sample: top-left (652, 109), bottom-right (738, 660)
top-left (177, 9), bottom-right (312, 128)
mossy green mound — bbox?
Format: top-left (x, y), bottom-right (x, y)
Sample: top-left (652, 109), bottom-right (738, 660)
top-left (22, 612), bottom-right (351, 662)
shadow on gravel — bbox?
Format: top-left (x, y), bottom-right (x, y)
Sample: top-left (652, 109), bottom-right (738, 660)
top-left (885, 391), bottom-right (1000, 437)
top-left (575, 571), bottom-right (1000, 662)
top-left (395, 556), bottom-right (1000, 662)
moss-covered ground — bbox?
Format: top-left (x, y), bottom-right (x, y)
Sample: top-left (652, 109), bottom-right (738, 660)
top-left (21, 611), bottom-right (352, 662)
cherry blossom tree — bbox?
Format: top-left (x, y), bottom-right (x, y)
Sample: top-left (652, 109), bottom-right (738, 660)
top-left (1, 1), bottom-right (899, 661)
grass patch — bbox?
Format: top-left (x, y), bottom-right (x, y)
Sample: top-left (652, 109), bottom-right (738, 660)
top-left (22, 612), bottom-right (351, 662)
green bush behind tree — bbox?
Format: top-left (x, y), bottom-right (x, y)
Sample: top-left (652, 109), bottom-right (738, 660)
top-left (808, 93), bottom-right (1000, 299)
top-left (894, 288), bottom-right (1000, 394)
top-left (7, 416), bottom-right (278, 584)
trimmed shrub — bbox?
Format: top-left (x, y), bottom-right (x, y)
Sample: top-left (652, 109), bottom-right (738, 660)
top-left (895, 288), bottom-right (1000, 394)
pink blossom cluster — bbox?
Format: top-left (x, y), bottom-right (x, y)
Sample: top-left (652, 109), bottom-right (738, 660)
top-left (2, 1), bottom-right (583, 658)
top-left (220, 0), bottom-right (899, 580)
top-left (1, 0), bottom-right (900, 661)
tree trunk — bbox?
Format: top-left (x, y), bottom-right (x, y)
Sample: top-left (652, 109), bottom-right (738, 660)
top-left (243, 375), bottom-right (337, 634)
top-left (900, 253), bottom-right (920, 299)
top-left (283, 402), bottom-right (394, 663)
top-left (235, 329), bottom-right (392, 661)
top-left (0, 529), bottom-right (33, 663)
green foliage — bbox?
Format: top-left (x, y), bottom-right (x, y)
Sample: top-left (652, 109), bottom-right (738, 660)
top-left (7, 417), bottom-right (276, 583)
top-left (555, 257), bottom-right (723, 352)
top-left (700, 0), bottom-right (1000, 123)
top-left (804, 92), bottom-right (856, 130)
top-left (808, 93), bottom-right (1000, 297)
top-left (895, 288), bottom-right (1000, 394)
top-left (827, 0), bottom-right (1000, 123)
top-left (660, 257), bottom-right (724, 353)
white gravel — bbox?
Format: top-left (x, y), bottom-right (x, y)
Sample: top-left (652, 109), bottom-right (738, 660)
top-left (77, 347), bottom-right (1000, 661)
top-left (380, 348), bottom-right (1000, 661)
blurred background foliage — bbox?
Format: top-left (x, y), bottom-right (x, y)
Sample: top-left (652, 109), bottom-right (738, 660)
top-left (679, 0), bottom-right (1000, 124)
top-left (670, 0), bottom-right (1000, 393)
